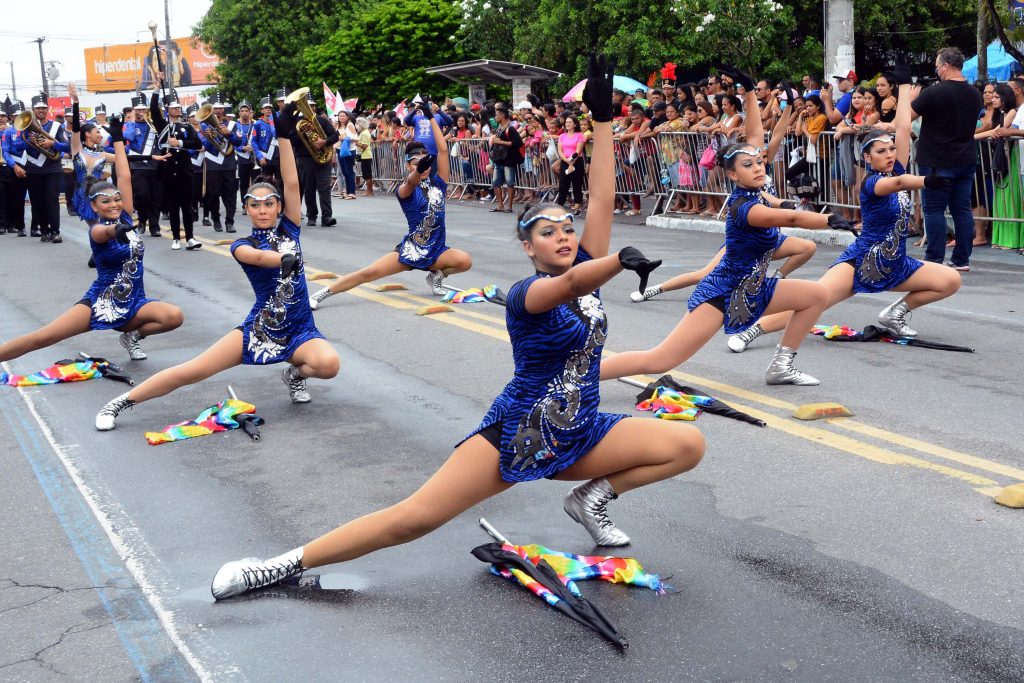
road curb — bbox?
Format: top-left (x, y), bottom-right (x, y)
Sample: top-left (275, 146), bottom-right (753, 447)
top-left (646, 215), bottom-right (857, 247)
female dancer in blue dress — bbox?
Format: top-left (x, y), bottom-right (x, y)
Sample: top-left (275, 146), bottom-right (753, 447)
top-left (308, 103), bottom-right (472, 308)
top-left (599, 89), bottom-right (860, 386)
top-left (631, 77), bottom-right (818, 305)
top-left (726, 80), bottom-right (961, 353)
top-left (0, 84), bottom-right (183, 367)
top-left (209, 55), bottom-right (705, 600)
top-left (95, 102), bottom-right (340, 430)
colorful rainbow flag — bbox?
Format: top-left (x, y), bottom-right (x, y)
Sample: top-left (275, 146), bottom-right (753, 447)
top-left (145, 399), bottom-right (257, 445)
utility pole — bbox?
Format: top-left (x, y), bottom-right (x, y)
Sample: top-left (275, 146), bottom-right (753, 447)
top-left (34, 37), bottom-right (48, 98)
top-left (823, 0), bottom-right (855, 83)
top-left (6, 62), bottom-right (15, 100)
top-left (978, 0), bottom-right (988, 81)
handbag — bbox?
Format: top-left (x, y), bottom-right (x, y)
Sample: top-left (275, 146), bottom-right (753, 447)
top-left (545, 138), bottom-right (558, 163)
top-left (489, 126), bottom-right (509, 164)
top-left (698, 144), bottom-right (717, 170)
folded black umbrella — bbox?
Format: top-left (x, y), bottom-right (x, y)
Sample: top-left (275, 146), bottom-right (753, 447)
top-left (633, 375), bottom-right (767, 427)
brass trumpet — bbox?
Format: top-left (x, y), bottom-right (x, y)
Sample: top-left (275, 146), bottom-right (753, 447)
top-left (14, 111), bottom-right (61, 161)
top-left (285, 87), bottom-right (333, 166)
top-left (196, 103), bottom-right (234, 156)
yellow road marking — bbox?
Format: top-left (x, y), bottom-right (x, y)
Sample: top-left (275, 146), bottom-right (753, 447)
top-left (190, 236), bottom-right (1010, 493)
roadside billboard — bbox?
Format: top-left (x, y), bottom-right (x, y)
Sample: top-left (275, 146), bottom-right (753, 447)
top-left (83, 38), bottom-right (221, 93)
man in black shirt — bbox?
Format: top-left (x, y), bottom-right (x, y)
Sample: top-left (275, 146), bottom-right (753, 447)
top-left (911, 47), bottom-right (984, 271)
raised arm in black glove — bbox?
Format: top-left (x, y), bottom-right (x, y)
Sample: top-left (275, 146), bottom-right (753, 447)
top-left (618, 246), bottom-right (662, 294)
top-left (827, 213), bottom-right (859, 235)
top-left (720, 66), bottom-right (755, 92)
top-left (582, 52), bottom-right (617, 123)
top-left (107, 116), bottom-right (124, 144)
top-left (781, 81), bottom-right (800, 109)
top-left (279, 253), bottom-right (301, 279)
top-left (274, 103), bottom-right (297, 139)
top-left (72, 101), bottom-right (80, 133)
top-left (923, 174), bottom-right (951, 192)
top-left (888, 57), bottom-right (912, 86)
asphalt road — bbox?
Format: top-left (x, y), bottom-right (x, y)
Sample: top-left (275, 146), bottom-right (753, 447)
top-left (1, 194), bottom-right (1022, 682)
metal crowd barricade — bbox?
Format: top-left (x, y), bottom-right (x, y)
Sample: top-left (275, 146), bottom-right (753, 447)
top-left (371, 139), bottom-right (407, 192)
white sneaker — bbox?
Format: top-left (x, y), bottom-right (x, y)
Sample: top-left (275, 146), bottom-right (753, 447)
top-left (426, 271), bottom-right (447, 296)
top-left (185, 238), bottom-right (202, 250)
top-left (727, 324), bottom-right (764, 353)
top-left (119, 330), bottom-right (147, 360)
top-left (630, 285), bottom-right (662, 303)
top-left (308, 287), bottom-right (332, 311)
top-left (171, 239), bottom-right (181, 250)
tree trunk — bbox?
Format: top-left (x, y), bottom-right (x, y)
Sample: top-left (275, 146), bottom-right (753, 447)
top-left (985, 0), bottom-right (1024, 67)
top-left (978, 0), bottom-right (988, 81)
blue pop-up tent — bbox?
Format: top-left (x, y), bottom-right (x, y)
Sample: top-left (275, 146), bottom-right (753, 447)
top-left (963, 40), bottom-right (1021, 82)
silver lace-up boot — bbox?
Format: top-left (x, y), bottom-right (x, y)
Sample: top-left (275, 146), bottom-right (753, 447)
top-left (728, 323), bottom-right (764, 353)
top-left (308, 287), bottom-right (333, 311)
top-left (211, 547), bottom-right (304, 600)
top-left (877, 296), bottom-right (918, 337)
top-left (765, 345), bottom-right (819, 385)
top-left (426, 270), bottom-right (447, 296)
top-left (630, 285), bottom-right (663, 303)
top-left (282, 366), bottom-right (311, 403)
top-left (563, 477), bottom-right (631, 546)
top-left (119, 330), bottom-right (147, 360)
top-left (95, 392), bottom-right (136, 431)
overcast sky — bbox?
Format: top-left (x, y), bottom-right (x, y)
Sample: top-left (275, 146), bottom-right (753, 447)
top-left (1, 0), bottom-right (211, 100)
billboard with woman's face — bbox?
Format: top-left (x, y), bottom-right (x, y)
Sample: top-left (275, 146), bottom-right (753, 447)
top-left (84, 38), bottom-right (221, 93)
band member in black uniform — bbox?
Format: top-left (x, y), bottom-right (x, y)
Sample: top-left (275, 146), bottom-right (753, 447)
top-left (235, 100), bottom-right (257, 200)
top-left (3, 100), bottom-right (29, 237)
top-left (199, 93), bottom-right (244, 233)
top-left (185, 104), bottom-right (207, 228)
top-left (0, 105), bottom-right (10, 235)
top-left (151, 90), bottom-right (203, 251)
top-left (291, 91), bottom-right (338, 227)
top-left (12, 93), bottom-right (70, 243)
top-left (253, 95), bottom-right (280, 186)
top-left (124, 92), bottom-right (168, 237)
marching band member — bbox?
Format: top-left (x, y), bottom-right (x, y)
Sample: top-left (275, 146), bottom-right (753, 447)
top-left (1, 100), bottom-right (28, 237)
top-left (10, 93), bottom-right (70, 243)
top-left (123, 91), bottom-right (168, 237)
top-left (0, 105), bottom-right (11, 235)
top-left (185, 104), bottom-right (208, 227)
top-left (199, 93), bottom-right (244, 233)
top-left (151, 90), bottom-right (203, 250)
top-left (252, 94), bottom-right (280, 185)
top-left (291, 91), bottom-right (338, 227)
top-left (235, 100), bottom-right (257, 200)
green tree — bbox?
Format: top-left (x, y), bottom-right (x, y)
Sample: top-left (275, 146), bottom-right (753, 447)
top-left (304, 0), bottom-right (467, 106)
top-left (193, 0), bottom-right (349, 103)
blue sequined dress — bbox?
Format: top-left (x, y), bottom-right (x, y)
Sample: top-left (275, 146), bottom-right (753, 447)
top-left (690, 187), bottom-right (780, 333)
top-left (71, 150), bottom-right (108, 222)
top-left (231, 217), bottom-right (324, 365)
top-left (461, 247), bottom-right (627, 483)
top-left (394, 176), bottom-right (450, 269)
top-left (82, 210), bottom-right (153, 330)
top-left (834, 160), bottom-right (922, 292)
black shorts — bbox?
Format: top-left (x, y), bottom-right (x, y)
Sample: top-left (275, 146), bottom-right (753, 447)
top-left (76, 297), bottom-right (92, 308)
top-left (704, 295), bottom-right (727, 313)
top-left (477, 421), bottom-right (503, 451)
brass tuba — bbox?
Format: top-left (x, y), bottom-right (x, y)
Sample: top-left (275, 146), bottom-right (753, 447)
top-left (196, 103), bottom-right (234, 156)
top-left (14, 111), bottom-right (61, 161)
top-left (285, 87), bottom-right (334, 165)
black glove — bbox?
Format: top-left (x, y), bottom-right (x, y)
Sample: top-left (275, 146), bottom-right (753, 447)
top-left (279, 253), bottom-right (301, 278)
top-left (618, 246), bottom-right (662, 294)
top-left (72, 101), bottom-right (80, 133)
top-left (415, 154), bottom-right (434, 175)
top-left (781, 81), bottom-right (800, 108)
top-left (923, 174), bottom-right (951, 192)
top-left (720, 66), bottom-right (755, 92)
top-left (827, 213), bottom-right (859, 235)
top-left (779, 200), bottom-right (797, 210)
top-left (420, 98), bottom-right (433, 116)
top-left (113, 222), bottom-right (136, 244)
top-left (107, 116), bottom-right (124, 143)
top-left (150, 92), bottom-right (160, 108)
top-left (890, 57), bottom-right (912, 86)
top-left (273, 103), bottom-right (297, 139)
top-left (582, 52), bottom-right (616, 123)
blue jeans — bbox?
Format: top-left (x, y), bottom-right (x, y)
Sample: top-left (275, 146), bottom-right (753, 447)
top-left (920, 164), bottom-right (975, 266)
top-left (338, 154), bottom-right (356, 195)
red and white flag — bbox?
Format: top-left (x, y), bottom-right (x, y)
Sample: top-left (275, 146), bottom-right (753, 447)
top-left (322, 82), bottom-right (338, 117)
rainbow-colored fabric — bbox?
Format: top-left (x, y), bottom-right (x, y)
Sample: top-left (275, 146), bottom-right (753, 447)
top-left (490, 542), bottom-right (669, 594)
top-left (636, 386), bottom-right (714, 421)
top-left (145, 399), bottom-right (256, 445)
top-left (811, 324), bottom-right (859, 339)
top-left (2, 360), bottom-right (105, 387)
top-left (441, 284), bottom-right (500, 304)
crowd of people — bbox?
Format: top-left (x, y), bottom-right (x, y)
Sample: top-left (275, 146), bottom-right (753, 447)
top-left (0, 47), bottom-right (994, 603)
